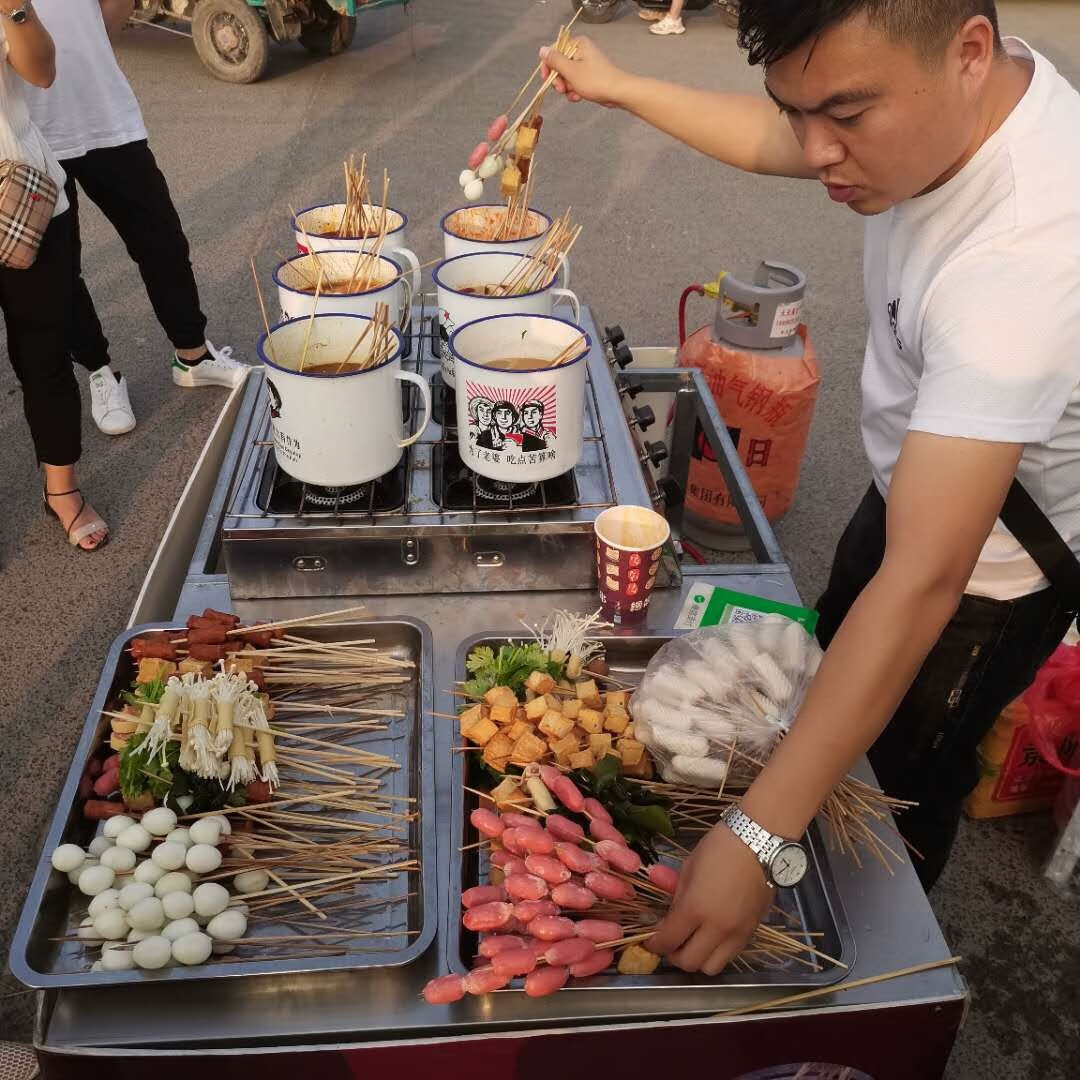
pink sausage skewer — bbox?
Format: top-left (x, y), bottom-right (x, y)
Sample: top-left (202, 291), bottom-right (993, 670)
top-left (582, 797), bottom-right (613, 825)
top-left (464, 966), bottom-right (511, 995)
top-left (647, 864), bottom-right (680, 894)
top-left (467, 141), bottom-right (490, 170)
top-left (550, 882), bottom-right (598, 911)
top-left (492, 948), bottom-right (539, 978)
top-left (528, 915), bottom-right (577, 942)
top-left (513, 899), bottom-right (559, 923)
top-left (462, 901), bottom-right (515, 933)
top-left (504, 873), bottom-right (549, 902)
top-left (478, 934), bottom-right (529, 958)
top-left (518, 829), bottom-right (555, 856)
top-left (525, 854), bottom-right (572, 885)
top-left (462, 884), bottom-right (507, 909)
top-left (570, 949), bottom-right (616, 979)
top-left (524, 964), bottom-right (570, 997)
top-left (545, 815), bottom-right (586, 844)
top-left (423, 974), bottom-right (467, 1004)
top-left (595, 840), bottom-right (642, 875)
top-left (501, 812), bottom-right (543, 831)
top-left (543, 937), bottom-right (596, 967)
top-left (554, 842), bottom-right (602, 875)
top-left (589, 819), bottom-right (628, 845)
top-left (585, 870), bottom-right (637, 903)
top-left (470, 808), bottom-right (504, 838)
top-left (573, 919), bottom-right (624, 944)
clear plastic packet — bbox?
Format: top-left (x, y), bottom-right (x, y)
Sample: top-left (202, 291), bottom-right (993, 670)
top-left (632, 616), bottom-right (822, 788)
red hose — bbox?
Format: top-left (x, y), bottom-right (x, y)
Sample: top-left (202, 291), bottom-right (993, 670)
top-left (678, 284), bottom-right (705, 346)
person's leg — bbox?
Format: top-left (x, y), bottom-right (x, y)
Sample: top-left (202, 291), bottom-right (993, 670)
top-left (868, 588), bottom-right (1074, 887)
top-left (64, 141), bottom-right (208, 355)
top-left (69, 140), bottom-right (244, 388)
top-left (651, 0), bottom-right (687, 33)
top-left (61, 167), bottom-right (137, 436)
top-left (60, 167), bottom-right (113, 373)
top-left (0, 212), bottom-right (107, 549)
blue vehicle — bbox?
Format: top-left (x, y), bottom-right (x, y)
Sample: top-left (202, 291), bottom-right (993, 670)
top-left (134, 0), bottom-right (408, 83)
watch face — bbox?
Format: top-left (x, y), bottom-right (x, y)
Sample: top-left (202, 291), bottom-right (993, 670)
top-left (770, 843), bottom-right (809, 888)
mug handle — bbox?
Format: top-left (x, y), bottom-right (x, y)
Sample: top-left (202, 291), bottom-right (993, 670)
top-left (550, 287), bottom-right (581, 324)
top-left (396, 369), bottom-right (432, 448)
top-left (390, 246), bottom-right (422, 299)
top-left (554, 253), bottom-right (571, 290)
top-left (397, 274), bottom-right (414, 332)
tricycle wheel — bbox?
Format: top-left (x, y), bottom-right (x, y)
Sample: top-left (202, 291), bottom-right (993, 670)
top-left (192, 0), bottom-right (270, 84)
top-left (300, 0), bottom-right (357, 55)
top-left (570, 0), bottom-right (620, 24)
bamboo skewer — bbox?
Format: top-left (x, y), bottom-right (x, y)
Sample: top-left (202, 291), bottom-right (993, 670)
top-left (713, 957), bottom-right (963, 1018)
top-left (250, 256), bottom-right (277, 364)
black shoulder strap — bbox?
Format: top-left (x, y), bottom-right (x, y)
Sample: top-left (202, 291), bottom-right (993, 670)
top-left (1000, 481), bottom-right (1080, 610)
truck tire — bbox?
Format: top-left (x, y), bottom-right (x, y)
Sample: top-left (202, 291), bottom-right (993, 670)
top-left (570, 1), bottom-right (620, 25)
top-left (192, 0), bottom-right (271, 84)
top-left (300, 0), bottom-right (356, 55)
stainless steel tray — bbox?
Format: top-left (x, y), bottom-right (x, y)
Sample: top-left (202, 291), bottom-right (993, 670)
top-left (447, 632), bottom-right (855, 991)
top-left (10, 618), bottom-right (436, 989)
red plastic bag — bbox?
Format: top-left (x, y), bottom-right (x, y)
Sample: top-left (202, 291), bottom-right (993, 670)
top-left (1025, 644), bottom-right (1080, 777)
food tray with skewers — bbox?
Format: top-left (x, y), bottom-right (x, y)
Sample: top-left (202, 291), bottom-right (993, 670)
top-left (443, 630), bottom-right (855, 997)
top-left (11, 612), bottom-right (436, 988)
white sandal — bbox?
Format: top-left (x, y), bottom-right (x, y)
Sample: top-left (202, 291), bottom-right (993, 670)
top-left (43, 486), bottom-right (109, 551)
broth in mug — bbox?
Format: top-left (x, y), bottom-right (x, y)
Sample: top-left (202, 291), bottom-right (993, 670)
top-left (483, 357), bottom-right (550, 371)
top-left (302, 361), bottom-right (366, 375)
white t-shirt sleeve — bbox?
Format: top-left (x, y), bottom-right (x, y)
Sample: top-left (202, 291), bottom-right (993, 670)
top-left (911, 247), bottom-right (1080, 444)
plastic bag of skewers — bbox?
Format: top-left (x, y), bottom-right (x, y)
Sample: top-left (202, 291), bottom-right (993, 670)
top-left (631, 616), bottom-right (823, 789)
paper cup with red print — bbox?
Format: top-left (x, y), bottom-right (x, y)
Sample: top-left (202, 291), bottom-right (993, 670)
top-left (594, 505), bottom-right (671, 625)
top-left (450, 313), bottom-right (590, 484)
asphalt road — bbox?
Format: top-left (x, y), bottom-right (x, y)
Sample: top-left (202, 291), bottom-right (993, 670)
top-left (1, 2), bottom-right (1078, 1073)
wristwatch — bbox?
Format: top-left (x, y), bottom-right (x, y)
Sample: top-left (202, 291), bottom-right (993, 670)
top-left (721, 805), bottom-right (809, 888)
top-left (1, 1), bottom-right (32, 24)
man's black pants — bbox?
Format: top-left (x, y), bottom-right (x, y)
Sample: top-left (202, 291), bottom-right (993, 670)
top-left (816, 484), bottom-right (1075, 889)
top-left (63, 140), bottom-right (207, 370)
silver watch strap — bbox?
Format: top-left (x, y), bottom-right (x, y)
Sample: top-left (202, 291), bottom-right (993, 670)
top-left (721, 805), bottom-right (784, 869)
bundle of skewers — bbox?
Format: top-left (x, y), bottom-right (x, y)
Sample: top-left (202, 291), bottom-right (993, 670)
top-left (53, 605), bottom-right (422, 975)
top-left (456, 13), bottom-right (580, 208)
top-left (462, 209), bottom-right (582, 298)
top-left (423, 763), bottom-right (844, 1003)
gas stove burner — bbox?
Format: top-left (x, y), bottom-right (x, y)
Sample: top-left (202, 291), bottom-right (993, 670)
top-left (432, 441), bottom-right (578, 511)
top-left (474, 476), bottom-right (539, 503)
top-left (255, 455), bottom-right (407, 515)
top-left (302, 483), bottom-right (371, 509)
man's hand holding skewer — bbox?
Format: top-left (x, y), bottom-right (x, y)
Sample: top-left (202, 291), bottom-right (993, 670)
top-left (540, 38), bottom-right (627, 109)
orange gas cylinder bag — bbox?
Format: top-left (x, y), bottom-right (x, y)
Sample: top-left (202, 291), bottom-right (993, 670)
top-left (679, 323), bottom-right (821, 527)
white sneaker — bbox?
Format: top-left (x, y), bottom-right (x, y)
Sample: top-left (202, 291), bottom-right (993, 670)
top-left (87, 365), bottom-right (136, 435)
top-left (171, 340), bottom-right (248, 388)
top-left (649, 15), bottom-right (685, 35)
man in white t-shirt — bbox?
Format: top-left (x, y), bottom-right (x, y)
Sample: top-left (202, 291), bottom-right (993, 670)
top-left (24, 1), bottom-right (245, 436)
top-left (543, 0), bottom-right (1080, 973)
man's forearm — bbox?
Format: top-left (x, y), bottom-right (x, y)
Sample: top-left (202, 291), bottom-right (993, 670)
top-left (614, 74), bottom-right (814, 178)
top-left (100, 0), bottom-right (134, 38)
top-left (741, 566), bottom-right (964, 838)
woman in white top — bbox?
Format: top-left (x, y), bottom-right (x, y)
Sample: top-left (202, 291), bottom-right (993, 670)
top-left (0, 2), bottom-right (107, 550)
